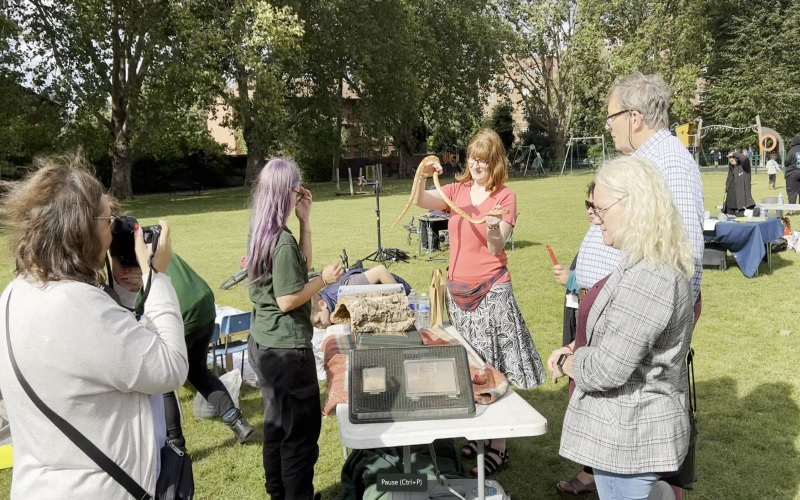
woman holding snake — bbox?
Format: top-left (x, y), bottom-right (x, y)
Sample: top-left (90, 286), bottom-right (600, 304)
top-left (411, 128), bottom-right (546, 477)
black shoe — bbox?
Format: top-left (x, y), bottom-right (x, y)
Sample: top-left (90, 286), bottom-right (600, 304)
top-left (223, 408), bottom-right (255, 443)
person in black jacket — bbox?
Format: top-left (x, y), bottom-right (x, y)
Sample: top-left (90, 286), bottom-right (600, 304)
top-left (784, 135), bottom-right (800, 205)
top-left (724, 151), bottom-right (755, 216)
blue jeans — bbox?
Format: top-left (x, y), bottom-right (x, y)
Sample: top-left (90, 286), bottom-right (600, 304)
top-left (593, 469), bottom-right (660, 500)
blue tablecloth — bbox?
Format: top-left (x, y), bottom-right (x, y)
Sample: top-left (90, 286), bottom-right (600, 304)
top-left (705, 218), bottom-right (784, 278)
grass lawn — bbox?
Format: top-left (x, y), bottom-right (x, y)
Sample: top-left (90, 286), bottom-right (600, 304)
top-left (1, 169), bottom-right (799, 499)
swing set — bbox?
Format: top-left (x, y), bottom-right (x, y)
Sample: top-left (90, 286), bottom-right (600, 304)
top-left (560, 136), bottom-right (607, 176)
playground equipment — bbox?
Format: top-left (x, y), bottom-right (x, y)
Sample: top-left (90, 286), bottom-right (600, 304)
top-left (560, 136), bottom-right (607, 176)
top-left (335, 164), bottom-right (383, 196)
top-left (510, 145), bottom-right (545, 176)
top-left (690, 115), bottom-right (785, 170)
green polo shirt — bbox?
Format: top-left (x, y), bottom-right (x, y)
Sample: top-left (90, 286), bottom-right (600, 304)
top-left (136, 253), bottom-right (216, 335)
top-left (249, 229), bottom-right (313, 348)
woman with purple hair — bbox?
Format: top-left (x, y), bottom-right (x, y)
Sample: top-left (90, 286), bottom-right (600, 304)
top-left (246, 157), bottom-right (343, 500)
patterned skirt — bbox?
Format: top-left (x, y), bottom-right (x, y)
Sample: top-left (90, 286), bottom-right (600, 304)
top-left (446, 282), bottom-right (546, 389)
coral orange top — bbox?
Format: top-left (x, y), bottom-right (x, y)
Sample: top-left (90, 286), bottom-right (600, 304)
top-left (440, 182), bottom-right (517, 283)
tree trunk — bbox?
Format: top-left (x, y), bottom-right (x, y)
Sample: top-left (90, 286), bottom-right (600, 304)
top-left (108, 83), bottom-right (134, 198)
top-left (331, 76), bottom-right (344, 182)
top-left (109, 137), bottom-right (134, 199)
top-left (395, 118), bottom-right (416, 178)
top-left (553, 135), bottom-right (567, 164)
top-left (398, 146), bottom-right (414, 179)
top-left (245, 148), bottom-right (266, 186)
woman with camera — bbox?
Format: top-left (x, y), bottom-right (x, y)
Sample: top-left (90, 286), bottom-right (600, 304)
top-left (0, 153), bottom-right (187, 499)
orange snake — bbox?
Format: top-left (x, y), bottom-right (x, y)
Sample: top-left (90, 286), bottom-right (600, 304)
top-left (390, 155), bottom-right (509, 227)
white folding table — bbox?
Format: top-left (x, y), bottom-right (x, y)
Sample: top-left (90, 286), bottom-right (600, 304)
top-left (336, 390), bottom-right (547, 500)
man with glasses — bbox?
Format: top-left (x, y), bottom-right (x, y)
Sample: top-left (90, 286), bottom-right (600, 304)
top-left (559, 72), bottom-right (704, 499)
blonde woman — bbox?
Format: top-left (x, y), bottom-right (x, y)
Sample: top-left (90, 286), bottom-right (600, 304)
top-left (547, 156), bottom-right (695, 499)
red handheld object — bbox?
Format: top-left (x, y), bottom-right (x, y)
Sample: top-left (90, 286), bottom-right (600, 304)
top-left (546, 244), bottom-right (559, 265)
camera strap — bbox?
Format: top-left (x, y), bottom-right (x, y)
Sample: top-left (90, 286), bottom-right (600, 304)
top-left (104, 255), bottom-right (155, 321)
top-left (135, 267), bottom-right (155, 321)
top-left (4, 288), bottom-right (153, 500)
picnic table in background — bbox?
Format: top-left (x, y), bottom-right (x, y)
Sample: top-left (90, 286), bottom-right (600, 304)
top-left (704, 218), bottom-right (784, 278)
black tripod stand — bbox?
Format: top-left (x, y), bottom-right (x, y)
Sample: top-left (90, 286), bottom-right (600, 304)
top-left (362, 181), bottom-right (395, 264)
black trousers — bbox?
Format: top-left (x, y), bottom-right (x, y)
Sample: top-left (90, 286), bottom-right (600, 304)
top-left (164, 321), bottom-right (237, 443)
top-left (787, 171), bottom-right (800, 204)
top-left (248, 335), bottom-right (321, 500)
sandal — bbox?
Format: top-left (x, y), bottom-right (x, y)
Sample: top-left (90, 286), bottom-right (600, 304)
top-left (469, 445), bottom-right (509, 477)
top-left (556, 476), bottom-right (597, 496)
top-left (461, 440), bottom-right (479, 459)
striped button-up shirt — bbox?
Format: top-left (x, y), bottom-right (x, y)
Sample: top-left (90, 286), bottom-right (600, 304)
top-left (575, 129), bottom-right (704, 300)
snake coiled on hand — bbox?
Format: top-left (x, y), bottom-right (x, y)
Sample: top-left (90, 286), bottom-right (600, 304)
top-left (391, 155), bottom-right (509, 227)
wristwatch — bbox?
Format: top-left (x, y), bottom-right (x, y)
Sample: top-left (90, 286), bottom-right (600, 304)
top-left (556, 352), bottom-right (572, 376)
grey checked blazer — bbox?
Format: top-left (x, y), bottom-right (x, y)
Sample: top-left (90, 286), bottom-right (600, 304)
top-left (559, 259), bottom-right (694, 474)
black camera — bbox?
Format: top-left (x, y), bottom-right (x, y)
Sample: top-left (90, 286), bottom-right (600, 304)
top-left (109, 215), bottom-right (162, 267)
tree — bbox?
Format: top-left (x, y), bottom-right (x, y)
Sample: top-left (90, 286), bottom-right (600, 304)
top-left (498, 0), bottom-right (608, 161)
top-left (329, 0), bottom-right (503, 176)
top-left (704, 0), bottom-right (800, 144)
top-left (580, 0), bottom-right (712, 124)
top-left (0, 12), bottom-right (63, 170)
top-left (489, 100), bottom-right (515, 152)
top-left (10, 0), bottom-right (211, 198)
top-left (190, 1), bottom-right (303, 185)
top-left (280, 0), bottom-right (356, 182)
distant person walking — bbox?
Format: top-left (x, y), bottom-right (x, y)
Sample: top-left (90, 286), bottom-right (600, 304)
top-left (766, 152), bottom-right (782, 190)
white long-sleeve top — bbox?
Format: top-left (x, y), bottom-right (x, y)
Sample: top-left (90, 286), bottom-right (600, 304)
top-left (0, 273), bottom-right (187, 499)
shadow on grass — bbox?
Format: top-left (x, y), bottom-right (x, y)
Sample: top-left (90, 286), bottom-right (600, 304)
top-left (505, 378), bottom-right (800, 500)
top-left (713, 251), bottom-right (795, 277)
top-left (766, 252), bottom-right (796, 272)
top-left (189, 385), bottom-right (265, 463)
top-left (694, 378), bottom-right (800, 499)
top-left (508, 239), bottom-right (540, 250)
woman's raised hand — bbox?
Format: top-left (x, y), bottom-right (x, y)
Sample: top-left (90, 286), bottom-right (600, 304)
top-left (553, 264), bottom-right (569, 286)
top-left (321, 262), bottom-right (344, 285)
top-left (295, 186), bottom-right (313, 222)
top-left (135, 219), bottom-right (172, 275)
top-left (417, 158), bottom-right (443, 178)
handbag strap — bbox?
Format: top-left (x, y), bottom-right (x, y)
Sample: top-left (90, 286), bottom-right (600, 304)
top-left (687, 348), bottom-right (697, 419)
top-left (4, 289), bottom-right (152, 500)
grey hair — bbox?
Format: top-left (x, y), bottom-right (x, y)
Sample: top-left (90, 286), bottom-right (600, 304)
top-left (607, 73), bottom-right (671, 130)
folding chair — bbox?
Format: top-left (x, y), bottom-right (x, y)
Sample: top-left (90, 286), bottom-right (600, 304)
top-left (506, 212), bottom-right (519, 250)
top-left (209, 323), bottom-right (221, 371)
top-left (212, 311), bottom-right (250, 375)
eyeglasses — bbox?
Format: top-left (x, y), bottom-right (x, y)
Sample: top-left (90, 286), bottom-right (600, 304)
top-left (467, 156), bottom-right (489, 168)
top-left (584, 200), bottom-right (596, 211)
top-left (292, 189), bottom-right (304, 202)
top-left (605, 109), bottom-right (631, 127)
top-left (592, 196), bottom-right (627, 222)
top-left (94, 215), bottom-right (117, 229)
